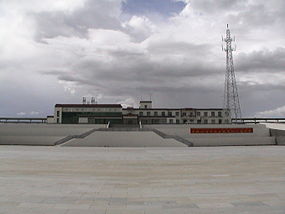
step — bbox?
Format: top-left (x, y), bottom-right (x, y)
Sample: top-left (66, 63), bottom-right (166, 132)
top-left (61, 131), bottom-right (187, 147)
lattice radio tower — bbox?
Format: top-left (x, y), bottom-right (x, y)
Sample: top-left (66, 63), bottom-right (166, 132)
top-left (222, 24), bottom-right (242, 121)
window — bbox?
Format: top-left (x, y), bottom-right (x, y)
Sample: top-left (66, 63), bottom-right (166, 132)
top-left (182, 112), bottom-right (186, 116)
top-left (219, 119), bottom-right (222, 124)
top-left (197, 112), bottom-right (201, 116)
top-left (147, 112), bottom-right (151, 116)
top-left (211, 119), bottom-right (215, 124)
top-left (176, 112), bottom-right (179, 116)
top-left (211, 112), bottom-right (215, 117)
top-left (57, 111), bottom-right (60, 117)
top-left (204, 119), bottom-right (208, 124)
top-left (225, 119), bottom-right (229, 124)
top-left (218, 112), bottom-right (222, 117)
top-left (169, 119), bottom-right (173, 124)
top-left (183, 120), bottom-right (187, 124)
top-left (162, 112), bottom-right (165, 116)
top-left (197, 120), bottom-right (201, 124)
top-left (204, 112), bottom-right (208, 117)
top-left (57, 118), bottom-right (59, 123)
top-left (176, 119), bottom-right (180, 124)
top-left (154, 112), bottom-right (158, 116)
top-left (144, 105), bottom-right (147, 109)
top-left (139, 112), bottom-right (143, 116)
top-left (189, 112), bottom-right (193, 117)
top-left (168, 112), bottom-right (172, 116)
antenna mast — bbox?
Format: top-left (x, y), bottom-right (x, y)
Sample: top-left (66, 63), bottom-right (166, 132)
top-left (222, 24), bottom-right (242, 121)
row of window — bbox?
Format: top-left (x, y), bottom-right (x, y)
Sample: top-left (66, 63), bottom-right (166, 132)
top-left (196, 111), bottom-right (224, 117)
top-left (141, 119), bottom-right (230, 124)
top-left (139, 111), bottom-right (179, 117)
top-left (138, 111), bottom-right (227, 117)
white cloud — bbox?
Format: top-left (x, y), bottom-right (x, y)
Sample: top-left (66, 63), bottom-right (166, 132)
top-left (123, 16), bottom-right (156, 41)
top-left (17, 112), bottom-right (26, 116)
top-left (30, 111), bottom-right (39, 115)
top-left (256, 106), bottom-right (285, 117)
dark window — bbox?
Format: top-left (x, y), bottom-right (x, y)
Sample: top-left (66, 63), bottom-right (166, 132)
top-left (211, 112), bottom-right (215, 117)
top-left (204, 119), bottom-right (208, 124)
top-left (197, 112), bottom-right (201, 116)
top-left (154, 112), bottom-right (158, 116)
top-left (57, 118), bottom-right (59, 123)
top-left (147, 112), bottom-right (151, 116)
top-left (219, 119), bottom-right (222, 124)
top-left (197, 120), bottom-right (201, 124)
top-left (139, 112), bottom-right (143, 116)
top-left (183, 120), bottom-right (187, 124)
top-left (162, 112), bottom-right (165, 116)
top-left (204, 112), bottom-right (208, 117)
top-left (169, 119), bottom-right (173, 124)
top-left (176, 112), bottom-right (179, 116)
top-left (189, 112), bottom-right (193, 117)
top-left (182, 112), bottom-right (186, 116)
top-left (211, 119), bottom-right (215, 124)
top-left (144, 105), bottom-right (147, 109)
top-left (218, 112), bottom-right (222, 117)
top-left (168, 112), bottom-right (172, 116)
top-left (176, 119), bottom-right (180, 124)
top-left (57, 111), bottom-right (60, 117)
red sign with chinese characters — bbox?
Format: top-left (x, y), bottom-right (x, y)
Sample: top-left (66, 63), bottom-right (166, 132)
top-left (190, 128), bottom-right (253, 134)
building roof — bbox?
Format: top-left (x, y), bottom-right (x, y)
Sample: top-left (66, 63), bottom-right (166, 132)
top-left (55, 104), bottom-right (122, 108)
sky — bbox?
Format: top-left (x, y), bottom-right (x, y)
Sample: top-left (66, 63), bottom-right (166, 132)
top-left (0, 0), bottom-right (285, 117)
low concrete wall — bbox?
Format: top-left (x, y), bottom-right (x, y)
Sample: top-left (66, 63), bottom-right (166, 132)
top-left (144, 124), bottom-right (274, 147)
top-left (0, 136), bottom-right (64, 146)
top-left (191, 136), bottom-right (276, 147)
top-left (276, 137), bottom-right (285, 145)
top-left (62, 131), bottom-right (187, 147)
top-left (0, 124), bottom-right (105, 146)
top-left (145, 124), bottom-right (270, 138)
top-left (267, 125), bottom-right (285, 145)
top-left (0, 124), bottom-right (104, 136)
top-left (270, 128), bottom-right (285, 136)
top-left (263, 123), bottom-right (285, 130)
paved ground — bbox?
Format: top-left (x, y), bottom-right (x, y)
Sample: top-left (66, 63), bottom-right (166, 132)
top-left (0, 146), bottom-right (285, 214)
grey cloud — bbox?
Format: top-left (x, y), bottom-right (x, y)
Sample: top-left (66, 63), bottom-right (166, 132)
top-left (31, 0), bottom-right (123, 40)
top-left (236, 48), bottom-right (285, 72)
top-left (190, 0), bottom-right (248, 14)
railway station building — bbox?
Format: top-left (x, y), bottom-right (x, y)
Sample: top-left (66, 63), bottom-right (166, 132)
top-left (53, 101), bottom-right (231, 125)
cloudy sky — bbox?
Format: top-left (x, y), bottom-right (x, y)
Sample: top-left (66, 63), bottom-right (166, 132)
top-left (0, 0), bottom-right (285, 117)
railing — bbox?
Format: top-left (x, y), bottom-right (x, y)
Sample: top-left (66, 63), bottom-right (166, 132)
top-left (0, 117), bottom-right (47, 123)
top-left (232, 117), bottom-right (285, 124)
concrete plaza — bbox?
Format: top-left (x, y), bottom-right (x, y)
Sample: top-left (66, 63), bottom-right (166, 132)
top-left (0, 146), bottom-right (285, 214)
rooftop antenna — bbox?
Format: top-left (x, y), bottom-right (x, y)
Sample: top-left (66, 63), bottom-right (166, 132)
top-left (91, 97), bottom-right (96, 104)
top-left (222, 24), bottom-right (242, 121)
top-left (82, 97), bottom-right (86, 104)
